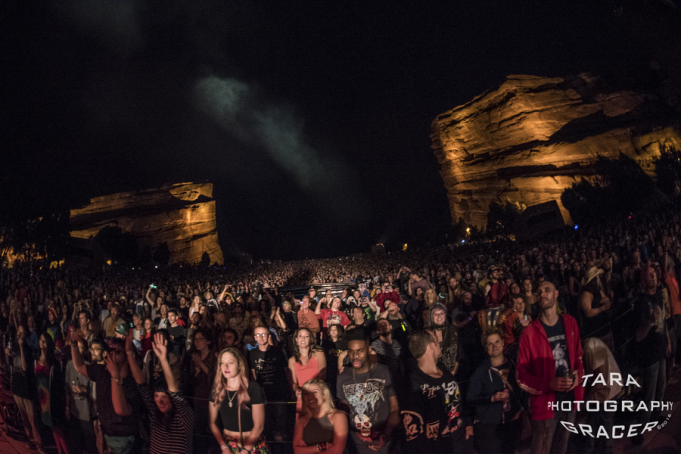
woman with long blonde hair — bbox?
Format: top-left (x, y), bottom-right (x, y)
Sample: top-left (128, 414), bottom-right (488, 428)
top-left (209, 348), bottom-right (268, 454)
top-left (293, 380), bottom-right (347, 454)
top-left (423, 288), bottom-right (439, 309)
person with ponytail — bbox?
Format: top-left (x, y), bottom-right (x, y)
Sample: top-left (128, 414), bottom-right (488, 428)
top-left (210, 348), bottom-right (268, 454)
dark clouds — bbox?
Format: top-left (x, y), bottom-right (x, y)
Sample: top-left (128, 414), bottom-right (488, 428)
top-left (1, 0), bottom-right (648, 259)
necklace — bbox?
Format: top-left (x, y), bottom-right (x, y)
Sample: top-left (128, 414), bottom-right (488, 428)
top-left (521, 315), bottom-right (528, 322)
top-left (353, 364), bottom-right (371, 401)
top-left (227, 390), bottom-right (237, 408)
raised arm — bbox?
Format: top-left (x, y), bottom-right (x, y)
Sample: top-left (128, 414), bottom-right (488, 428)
top-left (151, 332), bottom-right (178, 392)
top-left (274, 308), bottom-right (287, 330)
top-left (145, 285), bottom-right (156, 307)
top-left (69, 332), bottom-right (88, 379)
top-left (124, 329), bottom-right (144, 385)
top-left (106, 355), bottom-right (132, 416)
top-left (218, 285), bottom-right (228, 302)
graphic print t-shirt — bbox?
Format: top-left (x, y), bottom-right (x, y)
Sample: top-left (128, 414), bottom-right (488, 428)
top-left (337, 364), bottom-right (395, 442)
top-left (541, 316), bottom-right (574, 402)
top-left (248, 347), bottom-right (289, 401)
top-left (402, 367), bottom-right (467, 451)
top-left (320, 309), bottom-right (351, 328)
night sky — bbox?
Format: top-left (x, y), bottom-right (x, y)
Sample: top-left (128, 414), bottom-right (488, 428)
top-left (1, 0), bottom-right (649, 260)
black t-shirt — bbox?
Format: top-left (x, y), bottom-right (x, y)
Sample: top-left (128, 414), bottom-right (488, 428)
top-left (211, 381), bottom-right (265, 433)
top-left (179, 306), bottom-right (190, 322)
top-left (404, 298), bottom-right (423, 326)
top-left (634, 292), bottom-right (667, 368)
top-left (10, 348), bottom-right (34, 399)
top-left (248, 347), bottom-right (289, 400)
top-left (167, 325), bottom-right (187, 357)
top-left (540, 316), bottom-right (574, 402)
top-left (0, 315), bottom-right (9, 333)
top-left (86, 363), bottom-right (140, 437)
top-left (389, 319), bottom-right (411, 347)
top-left (403, 367), bottom-right (469, 452)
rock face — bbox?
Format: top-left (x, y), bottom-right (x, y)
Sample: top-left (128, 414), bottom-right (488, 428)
top-left (431, 73), bottom-right (681, 227)
top-left (70, 183), bottom-right (224, 265)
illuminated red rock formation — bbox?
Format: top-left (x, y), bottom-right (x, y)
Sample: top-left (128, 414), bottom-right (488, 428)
top-left (70, 182), bottom-right (224, 265)
top-left (431, 73), bottom-right (681, 227)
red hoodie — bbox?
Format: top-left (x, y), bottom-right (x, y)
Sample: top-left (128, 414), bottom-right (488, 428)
top-left (376, 291), bottom-right (399, 311)
top-left (516, 314), bottom-right (584, 421)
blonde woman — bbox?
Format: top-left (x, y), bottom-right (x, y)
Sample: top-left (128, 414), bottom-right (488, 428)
top-left (423, 288), bottom-right (439, 309)
top-left (209, 348), bottom-right (268, 454)
top-left (293, 380), bottom-right (347, 454)
top-left (189, 295), bottom-right (202, 319)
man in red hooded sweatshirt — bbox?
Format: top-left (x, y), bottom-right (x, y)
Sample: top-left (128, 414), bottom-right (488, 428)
top-left (517, 280), bottom-right (584, 454)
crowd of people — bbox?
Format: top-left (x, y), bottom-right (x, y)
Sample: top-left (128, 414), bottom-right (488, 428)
top-left (1, 211), bottom-right (681, 454)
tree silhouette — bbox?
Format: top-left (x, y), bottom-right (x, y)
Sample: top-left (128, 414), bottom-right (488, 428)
top-left (486, 200), bottom-right (525, 239)
top-left (655, 146), bottom-right (681, 201)
top-left (94, 226), bottom-right (140, 266)
top-left (153, 242), bottom-right (170, 266)
top-left (562, 154), bottom-right (656, 225)
top-left (200, 251), bottom-right (210, 267)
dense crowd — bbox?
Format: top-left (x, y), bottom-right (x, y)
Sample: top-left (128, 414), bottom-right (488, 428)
top-left (2, 212), bottom-right (681, 454)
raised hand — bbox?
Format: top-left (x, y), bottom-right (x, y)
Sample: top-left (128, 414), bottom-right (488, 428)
top-left (151, 332), bottom-right (168, 360)
top-left (125, 326), bottom-right (134, 353)
top-left (105, 354), bottom-right (119, 377)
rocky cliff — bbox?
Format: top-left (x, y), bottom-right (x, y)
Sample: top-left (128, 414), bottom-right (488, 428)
top-left (431, 73), bottom-right (681, 227)
top-left (70, 182), bottom-right (224, 265)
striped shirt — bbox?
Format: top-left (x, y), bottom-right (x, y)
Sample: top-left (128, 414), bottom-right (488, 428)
top-left (138, 385), bottom-right (194, 454)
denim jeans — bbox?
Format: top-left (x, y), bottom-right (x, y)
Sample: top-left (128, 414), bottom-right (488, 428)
top-left (531, 410), bottom-right (575, 454)
top-left (639, 358), bottom-right (666, 425)
top-left (104, 434), bottom-right (136, 454)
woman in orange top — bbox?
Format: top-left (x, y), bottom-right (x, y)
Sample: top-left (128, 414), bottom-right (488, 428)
top-left (288, 328), bottom-right (326, 414)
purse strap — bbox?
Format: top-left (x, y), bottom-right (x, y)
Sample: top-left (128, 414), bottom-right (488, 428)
top-left (238, 396), bottom-right (243, 445)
